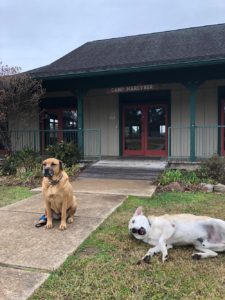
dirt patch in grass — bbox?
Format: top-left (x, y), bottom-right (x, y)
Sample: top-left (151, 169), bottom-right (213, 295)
top-left (77, 247), bottom-right (100, 258)
top-left (31, 192), bottom-right (225, 300)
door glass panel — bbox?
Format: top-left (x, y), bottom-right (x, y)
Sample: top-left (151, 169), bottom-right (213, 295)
top-left (124, 108), bottom-right (142, 150)
top-left (43, 112), bottom-right (58, 146)
top-left (63, 110), bottom-right (78, 143)
top-left (63, 110), bottom-right (77, 130)
top-left (147, 107), bottom-right (166, 150)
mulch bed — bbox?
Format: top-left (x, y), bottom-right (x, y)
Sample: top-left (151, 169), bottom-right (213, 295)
top-left (0, 175), bottom-right (41, 188)
top-left (156, 181), bottom-right (204, 193)
top-left (0, 171), bottom-right (80, 189)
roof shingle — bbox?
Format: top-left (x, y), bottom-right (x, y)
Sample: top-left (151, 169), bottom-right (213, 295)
top-left (30, 23), bottom-right (225, 78)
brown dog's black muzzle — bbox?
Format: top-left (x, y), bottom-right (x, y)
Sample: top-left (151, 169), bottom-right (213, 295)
top-left (43, 167), bottom-right (54, 177)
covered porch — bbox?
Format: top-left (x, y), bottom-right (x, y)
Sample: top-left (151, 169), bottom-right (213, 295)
top-left (1, 76), bottom-right (225, 162)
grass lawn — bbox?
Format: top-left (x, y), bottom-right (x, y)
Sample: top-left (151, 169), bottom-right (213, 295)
top-left (31, 192), bottom-right (225, 300)
top-left (0, 186), bottom-right (34, 207)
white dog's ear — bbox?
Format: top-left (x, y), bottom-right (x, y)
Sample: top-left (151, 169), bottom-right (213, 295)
top-left (134, 206), bottom-right (143, 216)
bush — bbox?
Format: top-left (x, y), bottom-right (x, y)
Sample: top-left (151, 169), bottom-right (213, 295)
top-left (197, 155), bottom-right (225, 184)
top-left (159, 169), bottom-right (201, 186)
top-left (183, 171), bottom-right (201, 184)
top-left (64, 164), bottom-right (80, 177)
top-left (159, 169), bottom-right (183, 185)
top-left (45, 141), bottom-right (80, 167)
top-left (1, 148), bottom-right (41, 175)
top-left (159, 155), bottom-right (225, 188)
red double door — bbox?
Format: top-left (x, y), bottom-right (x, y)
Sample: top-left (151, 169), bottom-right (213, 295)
top-left (123, 104), bottom-right (168, 157)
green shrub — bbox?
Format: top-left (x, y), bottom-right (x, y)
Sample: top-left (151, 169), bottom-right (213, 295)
top-left (160, 155), bottom-right (225, 187)
top-left (45, 141), bottom-right (80, 167)
top-left (17, 163), bottom-right (42, 180)
top-left (159, 169), bottom-right (183, 185)
top-left (1, 148), bottom-right (41, 175)
top-left (1, 156), bottom-right (17, 175)
top-left (64, 164), bottom-right (80, 177)
top-left (197, 155), bottom-right (225, 184)
top-left (159, 169), bottom-right (201, 186)
top-left (182, 171), bottom-right (201, 185)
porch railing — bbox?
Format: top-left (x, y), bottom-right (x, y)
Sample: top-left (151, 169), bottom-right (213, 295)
top-left (168, 125), bottom-right (222, 161)
top-left (0, 129), bottom-right (101, 160)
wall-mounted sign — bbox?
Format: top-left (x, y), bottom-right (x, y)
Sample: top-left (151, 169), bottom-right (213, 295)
top-left (108, 84), bottom-right (155, 94)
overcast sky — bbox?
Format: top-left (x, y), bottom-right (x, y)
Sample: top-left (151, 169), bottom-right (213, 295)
top-left (1, 0), bottom-right (225, 71)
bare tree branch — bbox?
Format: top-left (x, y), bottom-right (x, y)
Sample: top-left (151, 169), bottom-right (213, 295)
top-left (0, 62), bottom-right (45, 150)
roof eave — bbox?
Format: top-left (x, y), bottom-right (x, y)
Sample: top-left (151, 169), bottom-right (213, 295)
top-left (32, 57), bottom-right (225, 81)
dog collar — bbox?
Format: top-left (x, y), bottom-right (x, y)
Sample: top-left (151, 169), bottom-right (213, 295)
top-left (48, 174), bottom-right (63, 186)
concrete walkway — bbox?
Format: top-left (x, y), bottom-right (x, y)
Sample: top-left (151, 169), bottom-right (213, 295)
top-left (79, 159), bottom-right (167, 180)
top-left (72, 177), bottom-right (156, 197)
top-left (0, 178), bottom-right (156, 300)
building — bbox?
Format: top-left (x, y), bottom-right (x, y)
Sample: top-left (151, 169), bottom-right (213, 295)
top-left (4, 23), bottom-right (225, 161)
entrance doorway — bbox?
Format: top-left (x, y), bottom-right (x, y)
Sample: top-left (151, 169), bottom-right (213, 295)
top-left (123, 104), bottom-right (168, 157)
top-left (41, 108), bottom-right (77, 150)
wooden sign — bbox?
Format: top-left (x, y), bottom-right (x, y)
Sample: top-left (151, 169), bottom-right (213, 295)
top-left (108, 84), bottom-right (155, 94)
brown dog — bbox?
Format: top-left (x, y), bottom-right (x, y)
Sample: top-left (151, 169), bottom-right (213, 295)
top-left (42, 158), bottom-right (77, 230)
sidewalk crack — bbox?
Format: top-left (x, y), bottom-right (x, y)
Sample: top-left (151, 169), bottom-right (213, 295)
top-left (0, 262), bottom-right (51, 274)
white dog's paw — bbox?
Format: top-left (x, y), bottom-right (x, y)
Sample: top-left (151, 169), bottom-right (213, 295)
top-left (162, 254), bottom-right (169, 262)
top-left (192, 253), bottom-right (202, 260)
top-left (142, 255), bottom-right (151, 264)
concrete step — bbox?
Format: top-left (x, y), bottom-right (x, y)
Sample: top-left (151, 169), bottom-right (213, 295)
top-left (79, 166), bottom-right (163, 181)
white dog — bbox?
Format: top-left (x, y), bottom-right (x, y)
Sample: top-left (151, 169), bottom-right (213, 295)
top-left (129, 207), bottom-right (225, 262)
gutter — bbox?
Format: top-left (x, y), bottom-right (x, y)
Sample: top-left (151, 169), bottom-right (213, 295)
top-left (32, 57), bottom-right (225, 81)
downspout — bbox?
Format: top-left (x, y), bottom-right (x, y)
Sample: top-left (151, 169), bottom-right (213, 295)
top-left (77, 92), bottom-right (84, 158)
top-left (183, 81), bottom-right (203, 162)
